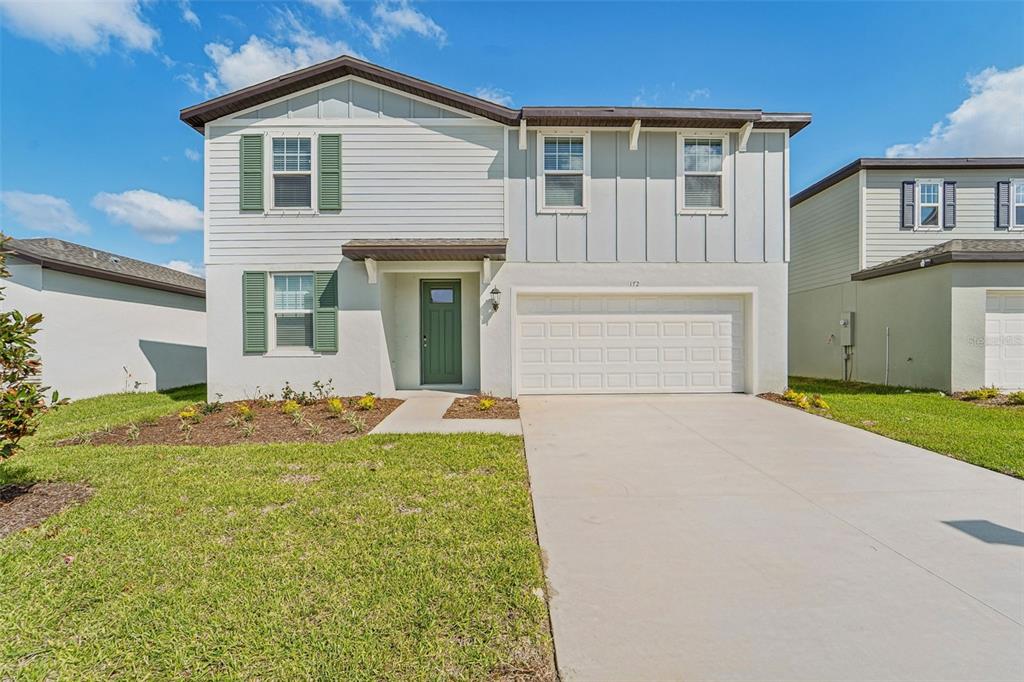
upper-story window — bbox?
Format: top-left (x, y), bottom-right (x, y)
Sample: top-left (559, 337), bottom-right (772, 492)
top-left (679, 134), bottom-right (729, 213)
top-left (1013, 179), bottom-right (1024, 230)
top-left (915, 178), bottom-right (942, 230)
top-left (273, 138), bottom-right (312, 208)
top-left (272, 273), bottom-right (314, 348)
top-left (538, 133), bottom-right (588, 212)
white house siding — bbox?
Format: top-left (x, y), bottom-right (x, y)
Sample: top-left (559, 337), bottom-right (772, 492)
top-left (789, 173), bottom-right (861, 293)
top-left (506, 130), bottom-right (788, 264)
top-left (2, 259), bottom-right (206, 399)
top-left (863, 169), bottom-right (1023, 268)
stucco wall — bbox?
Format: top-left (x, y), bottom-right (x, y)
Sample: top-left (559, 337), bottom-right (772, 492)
top-left (2, 259), bottom-right (207, 399)
top-left (949, 263), bottom-right (1024, 391)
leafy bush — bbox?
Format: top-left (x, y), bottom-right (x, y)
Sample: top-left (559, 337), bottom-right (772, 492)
top-left (344, 412), bottom-right (368, 433)
top-left (961, 387), bottom-right (1001, 401)
top-left (782, 388), bottom-right (811, 410)
top-left (281, 400), bottom-right (301, 415)
top-left (477, 397), bottom-right (496, 411)
top-left (356, 393), bottom-right (377, 411)
top-left (312, 379), bottom-right (335, 400)
top-left (0, 237), bottom-right (66, 459)
top-left (200, 393), bottom-right (224, 415)
top-left (281, 382), bottom-right (315, 406)
top-left (236, 404), bottom-right (254, 421)
top-left (326, 398), bottom-right (346, 416)
top-left (811, 394), bottom-right (830, 410)
top-left (304, 420), bottom-right (324, 437)
top-left (178, 407), bottom-right (201, 424)
top-left (1007, 391), bottom-right (1024, 406)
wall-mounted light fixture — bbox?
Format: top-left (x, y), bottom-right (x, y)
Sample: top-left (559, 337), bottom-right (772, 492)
top-left (489, 287), bottom-right (502, 312)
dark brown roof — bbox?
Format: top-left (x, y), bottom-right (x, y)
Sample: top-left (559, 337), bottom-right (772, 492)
top-left (180, 55), bottom-right (811, 135)
top-left (342, 238), bottom-right (507, 261)
top-left (5, 237), bottom-right (205, 297)
top-left (851, 239), bottom-right (1024, 281)
top-left (792, 157), bottom-right (1024, 207)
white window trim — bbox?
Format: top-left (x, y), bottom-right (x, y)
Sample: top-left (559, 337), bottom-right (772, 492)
top-left (914, 177), bottom-right (943, 231)
top-left (1011, 178), bottom-right (1024, 231)
top-left (677, 131), bottom-right (731, 215)
top-left (268, 272), bottom-right (317, 354)
top-left (265, 132), bottom-right (318, 214)
top-left (536, 130), bottom-right (590, 214)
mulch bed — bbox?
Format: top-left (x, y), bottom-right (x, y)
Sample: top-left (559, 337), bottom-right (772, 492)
top-left (1, 482), bottom-right (94, 538)
top-left (757, 392), bottom-right (796, 408)
top-left (443, 396), bottom-right (520, 420)
top-left (60, 397), bottom-right (404, 447)
top-left (950, 392), bottom-right (1024, 409)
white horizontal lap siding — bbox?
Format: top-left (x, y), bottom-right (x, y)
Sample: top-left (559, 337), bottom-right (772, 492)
top-left (789, 174), bottom-right (860, 293)
top-left (206, 124), bottom-right (505, 265)
top-left (864, 169), bottom-right (1024, 268)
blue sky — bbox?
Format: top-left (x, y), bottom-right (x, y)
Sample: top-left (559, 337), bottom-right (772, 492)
top-left (1, 0), bottom-right (1022, 275)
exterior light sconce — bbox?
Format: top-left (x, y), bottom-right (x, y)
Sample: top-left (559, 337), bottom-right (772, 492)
top-left (489, 287), bottom-right (502, 312)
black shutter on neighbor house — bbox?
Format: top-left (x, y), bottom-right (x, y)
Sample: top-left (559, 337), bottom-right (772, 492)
top-left (996, 180), bottom-right (1011, 229)
top-left (943, 181), bottom-right (957, 228)
top-left (901, 180), bottom-right (916, 229)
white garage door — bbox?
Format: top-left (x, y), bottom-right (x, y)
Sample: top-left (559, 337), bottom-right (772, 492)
top-left (516, 293), bottom-right (745, 394)
top-left (986, 291), bottom-right (1024, 390)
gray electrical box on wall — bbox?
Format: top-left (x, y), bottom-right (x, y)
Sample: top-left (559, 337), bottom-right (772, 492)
top-left (839, 311), bottom-right (854, 346)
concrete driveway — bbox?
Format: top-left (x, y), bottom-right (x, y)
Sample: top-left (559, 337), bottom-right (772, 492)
top-left (521, 395), bottom-right (1024, 681)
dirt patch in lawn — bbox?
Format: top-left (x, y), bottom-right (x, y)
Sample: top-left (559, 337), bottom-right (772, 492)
top-left (443, 396), bottom-right (520, 420)
top-left (1, 482), bottom-right (94, 538)
top-left (60, 397), bottom-right (403, 447)
top-left (950, 391), bottom-right (1024, 409)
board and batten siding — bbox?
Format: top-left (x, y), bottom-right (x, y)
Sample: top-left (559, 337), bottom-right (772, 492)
top-left (863, 168), bottom-right (1023, 268)
top-left (206, 81), bottom-right (505, 268)
top-left (506, 130), bottom-right (787, 264)
top-left (789, 173), bottom-right (861, 293)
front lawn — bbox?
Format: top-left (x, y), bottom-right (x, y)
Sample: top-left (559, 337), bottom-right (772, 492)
top-left (1, 389), bottom-right (553, 679)
top-left (789, 377), bottom-right (1024, 478)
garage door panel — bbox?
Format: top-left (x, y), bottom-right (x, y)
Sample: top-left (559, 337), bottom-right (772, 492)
top-left (516, 293), bottom-right (746, 394)
top-left (985, 292), bottom-right (1024, 391)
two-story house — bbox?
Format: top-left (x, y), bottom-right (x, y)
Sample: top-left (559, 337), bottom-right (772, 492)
top-left (789, 158), bottom-right (1024, 392)
top-left (180, 56), bottom-right (810, 400)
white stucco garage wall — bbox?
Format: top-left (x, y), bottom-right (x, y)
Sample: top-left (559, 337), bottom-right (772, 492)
top-left (2, 259), bottom-right (207, 399)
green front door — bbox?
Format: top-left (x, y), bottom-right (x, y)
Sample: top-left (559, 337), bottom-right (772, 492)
top-left (420, 280), bottom-right (462, 385)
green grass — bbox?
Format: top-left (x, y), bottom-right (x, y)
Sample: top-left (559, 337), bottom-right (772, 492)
top-left (790, 376), bottom-right (1024, 478)
top-left (1, 389), bottom-right (552, 680)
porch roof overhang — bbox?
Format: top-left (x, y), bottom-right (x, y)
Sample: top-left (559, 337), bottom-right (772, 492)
top-left (342, 238), bottom-right (508, 261)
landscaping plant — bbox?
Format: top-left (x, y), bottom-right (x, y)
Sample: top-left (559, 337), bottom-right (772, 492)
top-left (477, 397), bottom-right (496, 411)
top-left (961, 387), bottom-right (1002, 401)
top-left (343, 411), bottom-right (367, 433)
top-left (326, 397), bottom-right (346, 416)
top-left (281, 400), bottom-right (301, 415)
top-left (356, 393), bottom-right (377, 411)
top-left (235, 404), bottom-right (254, 421)
top-left (1008, 392), bottom-right (1024, 406)
top-left (0, 236), bottom-right (65, 459)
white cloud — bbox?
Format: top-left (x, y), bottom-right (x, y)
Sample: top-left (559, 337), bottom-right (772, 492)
top-left (163, 260), bottom-right (204, 278)
top-left (363, 0), bottom-right (446, 49)
top-left (473, 86), bottom-right (512, 107)
top-left (1, 191), bottom-right (90, 235)
top-left (202, 12), bottom-right (359, 94)
top-left (0, 0), bottom-right (158, 53)
top-left (91, 190), bottom-right (202, 244)
top-left (688, 88), bottom-right (711, 102)
top-left (302, 0), bottom-right (349, 19)
top-left (184, 148), bottom-right (201, 162)
top-left (179, 0), bottom-right (199, 28)
top-left (886, 65), bottom-right (1024, 158)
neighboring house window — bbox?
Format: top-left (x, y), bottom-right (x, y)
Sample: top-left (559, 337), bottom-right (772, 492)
top-left (273, 138), bottom-right (312, 208)
top-left (915, 179), bottom-right (942, 230)
top-left (679, 134), bottom-right (729, 212)
top-left (538, 133), bottom-right (588, 212)
top-left (273, 273), bottom-right (314, 347)
top-left (1013, 179), bottom-right (1024, 230)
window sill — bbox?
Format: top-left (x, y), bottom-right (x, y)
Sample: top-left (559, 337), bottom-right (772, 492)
top-left (265, 209), bottom-right (317, 216)
top-left (537, 207), bottom-right (589, 215)
top-left (264, 349), bottom-right (321, 358)
top-left (912, 226), bottom-right (944, 232)
top-left (679, 209), bottom-right (729, 216)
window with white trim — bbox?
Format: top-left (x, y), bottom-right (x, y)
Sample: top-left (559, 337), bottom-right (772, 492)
top-left (272, 137), bottom-right (312, 208)
top-left (916, 178), bottom-right (942, 230)
top-left (272, 273), bottom-right (314, 347)
top-left (540, 134), bottom-right (586, 210)
top-left (680, 135), bottom-right (727, 211)
top-left (1013, 179), bottom-right (1024, 230)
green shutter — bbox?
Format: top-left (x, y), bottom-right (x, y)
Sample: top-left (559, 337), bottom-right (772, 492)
top-left (318, 134), bottom-right (342, 211)
top-left (242, 271), bottom-right (267, 353)
top-left (239, 135), bottom-right (264, 211)
top-left (313, 270), bottom-right (338, 352)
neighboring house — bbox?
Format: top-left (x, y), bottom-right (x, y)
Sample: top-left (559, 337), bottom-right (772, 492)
top-left (180, 56), bottom-right (810, 400)
top-left (2, 238), bottom-right (207, 398)
top-left (789, 158), bottom-right (1024, 392)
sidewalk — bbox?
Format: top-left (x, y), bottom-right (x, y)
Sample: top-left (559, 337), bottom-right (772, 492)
top-left (370, 390), bottom-right (522, 435)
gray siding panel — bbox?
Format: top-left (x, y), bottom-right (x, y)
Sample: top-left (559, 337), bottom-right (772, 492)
top-left (677, 215), bottom-right (706, 262)
top-left (525, 132), bottom-right (556, 262)
top-left (735, 133), bottom-right (766, 262)
top-left (616, 132), bottom-right (647, 263)
top-left (587, 131), bottom-right (618, 262)
top-left (556, 214), bottom-right (587, 262)
top-left (789, 173), bottom-right (860, 293)
top-left (646, 132), bottom-right (677, 262)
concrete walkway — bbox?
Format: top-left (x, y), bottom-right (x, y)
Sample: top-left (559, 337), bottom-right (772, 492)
top-left (521, 394), bottom-right (1024, 681)
top-left (371, 390), bottom-right (521, 435)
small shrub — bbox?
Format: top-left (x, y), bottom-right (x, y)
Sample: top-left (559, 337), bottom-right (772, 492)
top-left (961, 387), bottom-right (1001, 401)
top-left (477, 396), bottom-right (496, 411)
top-left (344, 411), bottom-right (367, 433)
top-left (126, 422), bottom-right (140, 441)
top-left (356, 393), bottom-right (377, 411)
top-left (281, 400), bottom-right (301, 415)
top-left (810, 394), bottom-right (830, 410)
top-left (178, 407), bottom-right (201, 424)
top-left (304, 420), bottom-right (324, 438)
top-left (312, 379), bottom-right (335, 400)
top-left (1007, 391), bottom-right (1024, 406)
top-left (225, 415), bottom-right (242, 428)
top-left (326, 397), bottom-right (346, 417)
top-left (251, 386), bottom-right (274, 407)
top-left (290, 410), bottom-right (305, 426)
top-left (201, 393), bottom-right (224, 415)
top-left (235, 403), bottom-right (254, 421)
top-left (782, 388), bottom-right (811, 410)
top-left (179, 421), bottom-right (194, 441)
top-left (240, 422), bottom-right (257, 438)
top-left (281, 382), bottom-right (315, 406)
